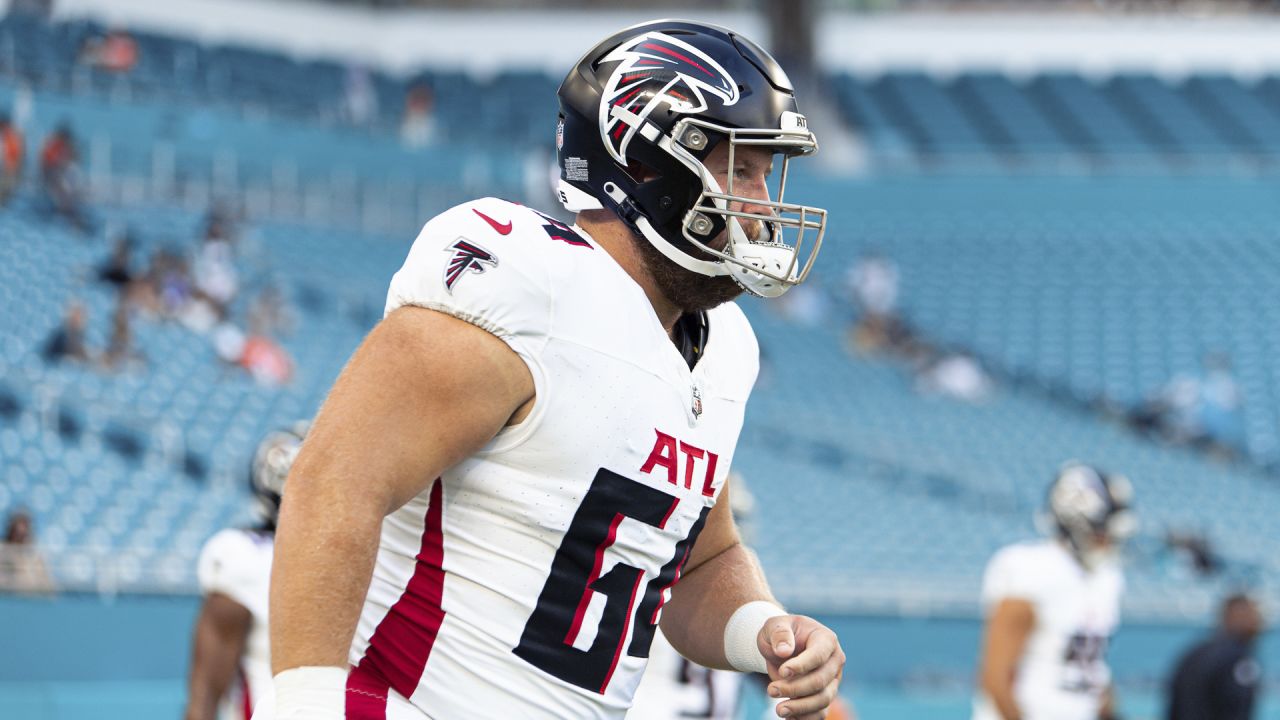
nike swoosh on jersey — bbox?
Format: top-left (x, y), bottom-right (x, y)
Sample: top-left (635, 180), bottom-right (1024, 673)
top-left (473, 208), bottom-right (513, 235)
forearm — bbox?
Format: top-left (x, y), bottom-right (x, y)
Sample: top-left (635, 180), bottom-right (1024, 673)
top-left (183, 679), bottom-right (220, 720)
top-left (269, 487), bottom-right (385, 674)
top-left (185, 596), bottom-right (250, 720)
top-left (184, 646), bottom-right (233, 720)
top-left (658, 543), bottom-right (777, 670)
top-left (981, 675), bottom-right (1021, 720)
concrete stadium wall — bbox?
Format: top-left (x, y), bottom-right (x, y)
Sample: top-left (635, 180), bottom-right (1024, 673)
top-left (3, 593), bottom-right (1279, 720)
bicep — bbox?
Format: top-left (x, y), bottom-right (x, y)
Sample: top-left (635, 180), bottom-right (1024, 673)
top-left (195, 592), bottom-right (253, 647)
top-left (981, 598), bottom-right (1035, 679)
top-left (287, 305), bottom-right (535, 517)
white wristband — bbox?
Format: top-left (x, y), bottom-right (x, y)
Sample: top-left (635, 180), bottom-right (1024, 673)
top-left (272, 666), bottom-right (347, 720)
top-left (723, 600), bottom-right (786, 674)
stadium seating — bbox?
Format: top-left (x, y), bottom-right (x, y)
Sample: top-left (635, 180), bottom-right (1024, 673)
top-left (3, 182), bottom-right (1277, 617)
top-left (834, 71), bottom-right (1280, 166)
top-left (2, 14), bottom-right (1279, 621)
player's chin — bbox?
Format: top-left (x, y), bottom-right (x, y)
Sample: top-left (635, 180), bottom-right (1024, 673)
top-left (636, 233), bottom-right (745, 312)
top-left (652, 260), bottom-right (743, 312)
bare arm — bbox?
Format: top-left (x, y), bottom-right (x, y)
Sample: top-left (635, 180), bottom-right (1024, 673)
top-left (269, 306), bottom-right (534, 674)
top-left (659, 481), bottom-right (770, 669)
top-left (660, 479), bottom-right (845, 720)
top-left (1099, 685), bottom-right (1116, 720)
top-left (184, 593), bottom-right (253, 720)
top-left (979, 597), bottom-right (1035, 720)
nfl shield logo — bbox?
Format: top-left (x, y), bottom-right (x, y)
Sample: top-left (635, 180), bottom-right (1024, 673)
top-left (691, 385), bottom-right (703, 419)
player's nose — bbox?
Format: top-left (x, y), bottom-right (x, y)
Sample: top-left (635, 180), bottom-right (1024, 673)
top-left (736, 172), bottom-right (774, 218)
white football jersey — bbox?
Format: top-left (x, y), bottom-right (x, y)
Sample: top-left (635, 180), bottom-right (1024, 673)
top-left (197, 528), bottom-right (275, 720)
top-left (627, 628), bottom-right (742, 720)
top-left (973, 539), bottom-right (1124, 720)
top-left (339, 198), bottom-right (759, 719)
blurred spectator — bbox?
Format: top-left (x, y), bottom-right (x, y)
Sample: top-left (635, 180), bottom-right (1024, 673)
top-left (39, 124), bottom-right (92, 232)
top-left (192, 227), bottom-right (238, 320)
top-left (0, 113), bottom-right (23, 205)
top-left (239, 333), bottom-right (294, 386)
top-left (342, 65), bottom-right (378, 126)
top-left (0, 509), bottom-right (55, 595)
top-left (1132, 353), bottom-right (1243, 456)
top-left (846, 251), bottom-right (908, 355)
top-left (79, 29), bottom-right (139, 74)
top-left (1198, 353), bottom-right (1243, 452)
top-left (146, 246), bottom-right (195, 319)
top-left (916, 352), bottom-right (993, 403)
top-left (97, 230), bottom-right (136, 288)
top-left (401, 82), bottom-right (437, 148)
top-left (102, 298), bottom-right (144, 372)
top-left (1167, 594), bottom-right (1265, 720)
top-left (41, 300), bottom-right (90, 364)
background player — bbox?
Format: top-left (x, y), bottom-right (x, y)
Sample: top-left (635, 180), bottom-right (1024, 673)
top-left (974, 463), bottom-right (1135, 720)
top-left (263, 19), bottom-right (843, 720)
top-left (185, 424), bottom-right (306, 720)
top-left (1167, 593), bottom-right (1266, 720)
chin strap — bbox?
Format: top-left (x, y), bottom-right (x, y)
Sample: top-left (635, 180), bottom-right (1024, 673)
top-left (601, 181), bottom-right (729, 277)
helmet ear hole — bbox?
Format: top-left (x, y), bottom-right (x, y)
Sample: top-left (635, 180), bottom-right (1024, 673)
top-left (625, 161), bottom-right (659, 183)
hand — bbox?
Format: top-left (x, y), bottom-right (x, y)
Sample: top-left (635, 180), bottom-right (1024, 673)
top-left (759, 614), bottom-right (846, 719)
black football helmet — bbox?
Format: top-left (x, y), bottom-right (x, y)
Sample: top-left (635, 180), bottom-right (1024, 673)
top-left (250, 421), bottom-right (308, 529)
top-left (556, 19), bottom-right (826, 298)
top-left (1042, 462), bottom-right (1136, 569)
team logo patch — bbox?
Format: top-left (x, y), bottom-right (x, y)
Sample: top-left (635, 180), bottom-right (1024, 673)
top-left (443, 239), bottom-right (497, 292)
top-left (598, 31), bottom-right (740, 164)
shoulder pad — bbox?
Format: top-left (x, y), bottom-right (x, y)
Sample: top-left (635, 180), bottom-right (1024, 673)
top-left (386, 198), bottom-right (581, 350)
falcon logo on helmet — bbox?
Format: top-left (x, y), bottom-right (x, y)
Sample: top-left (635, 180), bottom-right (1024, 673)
top-left (598, 32), bottom-right (740, 165)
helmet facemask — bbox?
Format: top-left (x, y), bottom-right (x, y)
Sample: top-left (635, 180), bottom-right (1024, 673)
top-left (666, 117), bottom-right (826, 298)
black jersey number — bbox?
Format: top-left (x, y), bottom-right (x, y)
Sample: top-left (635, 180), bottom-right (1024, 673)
top-left (514, 468), bottom-right (709, 694)
top-left (1061, 632), bottom-right (1109, 693)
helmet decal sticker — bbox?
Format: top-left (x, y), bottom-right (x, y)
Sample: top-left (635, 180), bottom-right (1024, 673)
top-left (597, 31), bottom-right (740, 164)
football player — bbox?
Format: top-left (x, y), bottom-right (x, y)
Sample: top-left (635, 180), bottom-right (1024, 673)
top-left (260, 19), bottom-right (844, 720)
top-left (185, 424), bottom-right (306, 720)
top-left (974, 463), bottom-right (1136, 720)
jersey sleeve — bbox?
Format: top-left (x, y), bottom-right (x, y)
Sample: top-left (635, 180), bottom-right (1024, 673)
top-left (196, 529), bottom-right (263, 610)
top-left (980, 545), bottom-right (1043, 609)
top-left (385, 198), bottom-right (554, 358)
